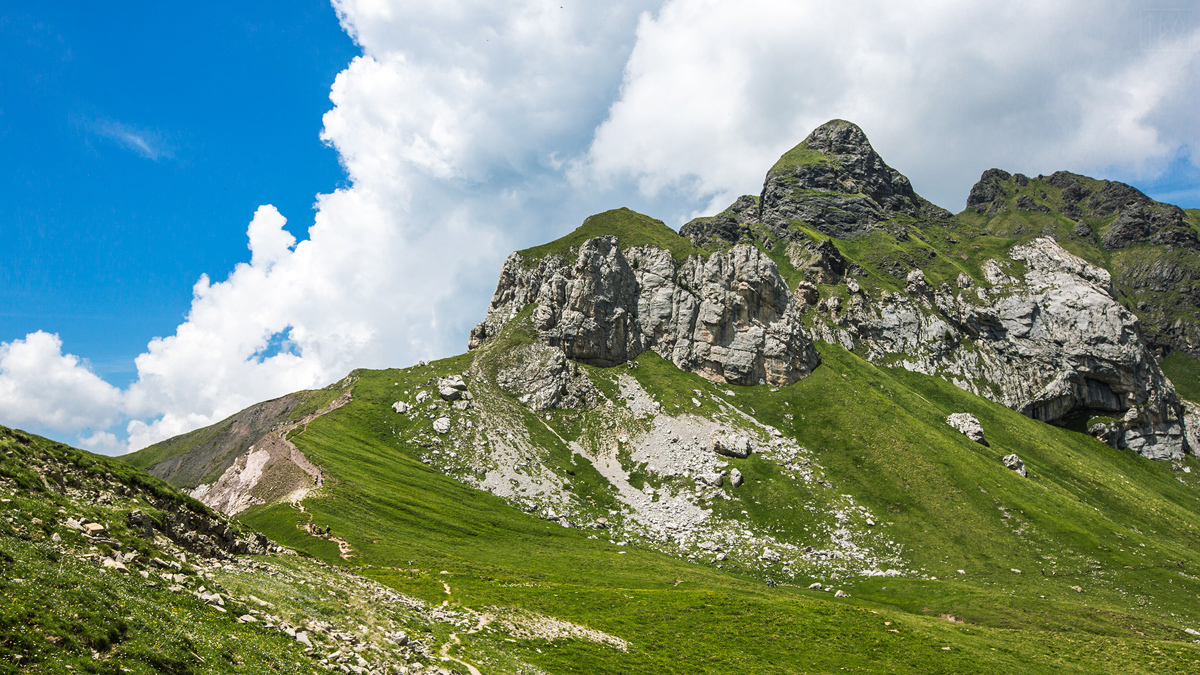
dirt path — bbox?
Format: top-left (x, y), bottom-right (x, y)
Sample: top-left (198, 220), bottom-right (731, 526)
top-left (439, 633), bottom-right (482, 675)
top-left (436, 580), bottom-right (489, 675)
top-left (290, 500), bottom-right (355, 560)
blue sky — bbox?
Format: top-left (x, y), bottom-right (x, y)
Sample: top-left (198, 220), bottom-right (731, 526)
top-left (1, 1), bottom-right (1197, 454)
top-left (1, 2), bottom-right (357, 385)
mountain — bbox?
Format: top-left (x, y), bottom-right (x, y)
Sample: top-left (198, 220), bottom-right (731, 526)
top-left (9, 119), bottom-right (1200, 673)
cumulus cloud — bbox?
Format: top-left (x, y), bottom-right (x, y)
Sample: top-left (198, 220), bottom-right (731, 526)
top-left (582, 0), bottom-right (1200, 211)
top-left (104, 1), bottom-right (658, 451)
top-left (0, 331), bottom-right (122, 434)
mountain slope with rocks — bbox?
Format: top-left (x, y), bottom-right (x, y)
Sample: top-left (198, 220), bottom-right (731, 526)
top-left (15, 117), bottom-right (1200, 673)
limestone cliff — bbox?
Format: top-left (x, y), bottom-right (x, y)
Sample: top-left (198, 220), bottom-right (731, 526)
top-left (470, 234), bottom-right (820, 388)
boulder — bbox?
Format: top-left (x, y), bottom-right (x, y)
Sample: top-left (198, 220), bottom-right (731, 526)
top-left (439, 375), bottom-right (468, 391)
top-left (1002, 454), bottom-right (1027, 478)
top-left (729, 468), bottom-right (744, 487)
top-left (438, 387), bottom-right (462, 402)
top-left (432, 417), bottom-right (451, 435)
top-left (712, 432), bottom-right (753, 458)
top-left (391, 401), bottom-right (409, 414)
top-left (946, 413), bottom-right (987, 445)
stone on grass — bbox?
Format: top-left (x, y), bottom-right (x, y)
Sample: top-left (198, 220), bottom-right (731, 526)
top-left (433, 417), bottom-right (451, 435)
top-left (1002, 454), bottom-right (1028, 477)
top-left (946, 413), bottom-right (987, 445)
top-left (712, 432), bottom-right (753, 458)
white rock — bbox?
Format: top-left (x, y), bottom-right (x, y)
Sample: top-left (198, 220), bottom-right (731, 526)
top-left (433, 417), bottom-right (451, 435)
top-left (945, 413), bottom-right (987, 445)
top-left (1002, 454), bottom-right (1027, 478)
top-left (391, 401), bottom-right (409, 414)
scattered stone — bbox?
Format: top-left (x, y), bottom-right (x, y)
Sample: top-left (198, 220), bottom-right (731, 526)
top-left (729, 468), bottom-right (744, 487)
top-left (432, 418), bottom-right (451, 435)
top-left (415, 391), bottom-right (430, 404)
top-left (82, 522), bottom-right (107, 537)
top-left (1010, 568), bottom-right (1022, 574)
top-left (808, 582), bottom-right (823, 590)
top-left (834, 590), bottom-right (849, 598)
top-left (438, 387), bottom-right (462, 402)
top-left (945, 413), bottom-right (987, 445)
top-left (1002, 454), bottom-right (1028, 478)
top-left (391, 401), bottom-right (409, 414)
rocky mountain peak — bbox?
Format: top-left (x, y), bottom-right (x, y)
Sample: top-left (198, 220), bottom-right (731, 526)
top-left (800, 119), bottom-right (874, 157)
top-left (758, 119), bottom-right (938, 238)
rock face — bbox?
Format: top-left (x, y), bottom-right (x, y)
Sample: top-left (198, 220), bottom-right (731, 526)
top-left (963, 167), bottom-right (1200, 364)
top-left (946, 413), bottom-right (987, 445)
top-left (814, 237), bottom-right (1186, 460)
top-left (759, 120), bottom-right (949, 238)
top-left (471, 237), bottom-right (820, 388)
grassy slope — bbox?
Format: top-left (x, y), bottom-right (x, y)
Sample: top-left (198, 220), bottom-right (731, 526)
top-left (0, 426), bottom-right (322, 675)
top-left (234, 344), bottom-right (1200, 674)
top-left (1162, 352), bottom-right (1200, 404)
top-left (518, 207), bottom-right (699, 267)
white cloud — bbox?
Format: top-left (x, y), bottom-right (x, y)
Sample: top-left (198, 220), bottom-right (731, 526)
top-left (582, 0), bottom-right (1200, 211)
top-left (101, 1), bottom-right (659, 452)
top-left (0, 331), bottom-right (122, 433)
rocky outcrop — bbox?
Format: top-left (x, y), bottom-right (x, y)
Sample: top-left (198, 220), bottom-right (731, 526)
top-left (471, 237), bottom-right (820, 388)
top-left (495, 342), bottom-right (597, 411)
top-left (759, 120), bottom-right (949, 238)
top-left (785, 238), bottom-right (847, 284)
top-left (679, 195), bottom-right (758, 248)
top-left (813, 237), bottom-right (1186, 459)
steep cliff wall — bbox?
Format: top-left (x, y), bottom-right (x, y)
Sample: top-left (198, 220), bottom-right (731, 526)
top-left (470, 235), bottom-right (820, 388)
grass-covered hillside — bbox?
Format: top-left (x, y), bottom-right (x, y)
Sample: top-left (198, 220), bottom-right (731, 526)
top-left (518, 207), bottom-right (700, 267)
top-left (0, 425), bottom-right (567, 674)
top-left (123, 335), bottom-right (1200, 673)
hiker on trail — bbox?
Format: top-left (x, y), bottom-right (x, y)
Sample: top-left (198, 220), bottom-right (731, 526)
top-left (766, 578), bottom-right (776, 588)
top-left (325, 525), bottom-right (330, 535)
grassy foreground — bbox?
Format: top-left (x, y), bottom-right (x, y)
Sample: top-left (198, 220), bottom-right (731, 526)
top-left (228, 343), bottom-right (1200, 674)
